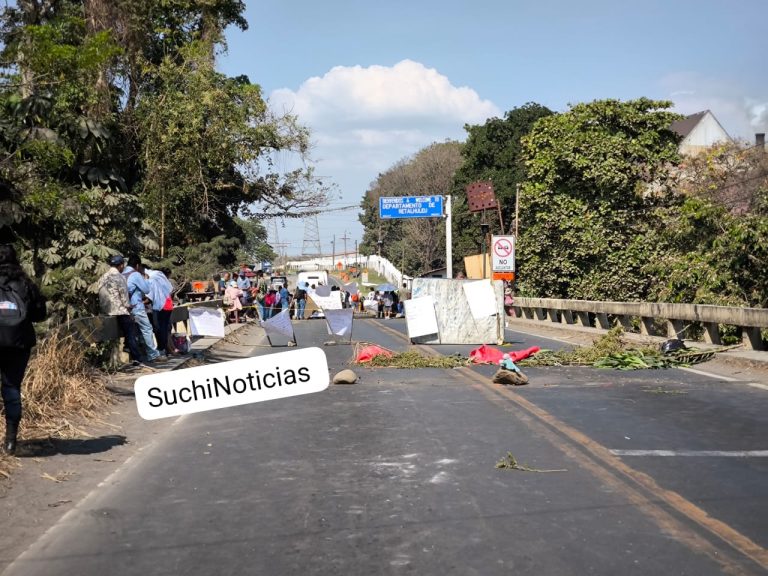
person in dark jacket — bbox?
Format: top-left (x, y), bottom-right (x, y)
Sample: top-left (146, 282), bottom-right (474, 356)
top-left (0, 244), bottom-right (47, 455)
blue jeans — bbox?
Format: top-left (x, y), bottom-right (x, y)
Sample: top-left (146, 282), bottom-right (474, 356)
top-left (132, 307), bottom-right (160, 361)
top-left (296, 298), bottom-right (306, 319)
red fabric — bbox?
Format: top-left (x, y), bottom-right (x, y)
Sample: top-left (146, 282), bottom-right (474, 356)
top-left (162, 296), bottom-right (174, 311)
top-left (469, 345), bottom-right (505, 364)
top-left (469, 345), bottom-right (541, 364)
top-left (507, 346), bottom-right (541, 362)
top-left (355, 345), bottom-right (394, 363)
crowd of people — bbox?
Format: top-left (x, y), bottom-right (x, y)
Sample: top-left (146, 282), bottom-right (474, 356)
top-left (97, 254), bottom-right (184, 367)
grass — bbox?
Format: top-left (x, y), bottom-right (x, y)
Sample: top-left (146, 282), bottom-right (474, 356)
top-left (1, 330), bottom-right (113, 476)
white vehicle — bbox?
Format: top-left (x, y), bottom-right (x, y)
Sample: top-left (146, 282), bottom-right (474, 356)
top-left (297, 270), bottom-right (329, 288)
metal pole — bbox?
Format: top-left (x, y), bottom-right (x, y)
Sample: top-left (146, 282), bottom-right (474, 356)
top-left (445, 194), bottom-right (453, 279)
top-left (331, 235), bottom-right (335, 269)
top-left (515, 184), bottom-right (520, 239)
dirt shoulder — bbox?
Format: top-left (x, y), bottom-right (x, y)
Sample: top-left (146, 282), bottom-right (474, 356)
top-left (0, 324), bottom-right (253, 573)
top-left (0, 367), bottom-right (175, 572)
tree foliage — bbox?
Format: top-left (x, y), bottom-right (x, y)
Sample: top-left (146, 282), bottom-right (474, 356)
top-left (450, 103), bottom-right (553, 266)
top-left (517, 98), bottom-right (682, 300)
top-left (0, 0), bottom-right (325, 318)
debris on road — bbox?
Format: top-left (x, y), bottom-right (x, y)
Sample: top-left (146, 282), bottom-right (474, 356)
top-left (333, 369), bottom-right (358, 385)
top-left (353, 346), bottom-right (469, 369)
top-left (495, 452), bottom-right (567, 473)
top-left (492, 369), bottom-right (529, 385)
top-left (518, 327), bottom-right (728, 370)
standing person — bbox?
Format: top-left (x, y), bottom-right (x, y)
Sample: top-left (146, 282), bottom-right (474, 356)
top-left (0, 245), bottom-right (47, 454)
top-left (145, 266), bottom-right (174, 357)
top-left (293, 283), bottom-right (307, 320)
top-left (123, 256), bottom-right (161, 363)
top-left (224, 280), bottom-right (243, 323)
top-left (98, 255), bottom-right (143, 365)
top-left (279, 281), bottom-right (290, 315)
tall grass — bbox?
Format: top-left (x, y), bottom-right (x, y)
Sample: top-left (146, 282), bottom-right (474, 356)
top-left (1, 330), bottom-right (112, 458)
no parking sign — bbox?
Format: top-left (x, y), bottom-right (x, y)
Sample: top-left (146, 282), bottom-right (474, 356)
top-left (491, 235), bottom-right (515, 272)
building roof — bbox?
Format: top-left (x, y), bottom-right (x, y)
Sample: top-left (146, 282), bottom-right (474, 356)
top-left (670, 110), bottom-right (708, 138)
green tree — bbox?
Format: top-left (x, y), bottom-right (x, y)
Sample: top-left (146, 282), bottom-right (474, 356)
top-left (451, 103), bottom-right (553, 267)
top-left (518, 98), bottom-right (682, 300)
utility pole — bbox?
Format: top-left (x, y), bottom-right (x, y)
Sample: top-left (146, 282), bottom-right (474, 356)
top-left (331, 235), bottom-right (336, 269)
top-left (340, 231), bottom-right (350, 265)
top-left (515, 183), bottom-right (520, 239)
top-left (354, 240), bottom-right (359, 266)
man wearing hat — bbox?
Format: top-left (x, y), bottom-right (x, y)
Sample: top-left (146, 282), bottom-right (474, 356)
top-left (97, 254), bottom-right (143, 365)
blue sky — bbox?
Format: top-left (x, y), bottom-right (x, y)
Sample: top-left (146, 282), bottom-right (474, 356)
top-left (220, 0), bottom-right (767, 257)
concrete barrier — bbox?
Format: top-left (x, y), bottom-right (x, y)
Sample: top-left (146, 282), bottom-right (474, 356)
top-left (513, 297), bottom-right (768, 350)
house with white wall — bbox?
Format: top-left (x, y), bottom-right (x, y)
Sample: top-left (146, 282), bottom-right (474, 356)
top-left (670, 110), bottom-right (731, 155)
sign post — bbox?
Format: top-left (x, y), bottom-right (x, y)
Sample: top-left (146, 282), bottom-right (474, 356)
top-left (491, 235), bottom-right (515, 273)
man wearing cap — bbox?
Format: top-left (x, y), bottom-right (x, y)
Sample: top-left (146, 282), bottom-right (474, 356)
top-left (97, 255), bottom-right (143, 365)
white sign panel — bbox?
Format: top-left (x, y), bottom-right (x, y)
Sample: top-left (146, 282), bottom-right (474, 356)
top-left (189, 307), bottom-right (225, 338)
top-left (404, 296), bottom-right (439, 339)
top-left (462, 280), bottom-right (498, 319)
top-left (261, 309), bottom-right (294, 339)
top-left (324, 308), bottom-right (354, 336)
top-left (310, 292), bottom-right (343, 310)
top-left (491, 235), bottom-right (515, 272)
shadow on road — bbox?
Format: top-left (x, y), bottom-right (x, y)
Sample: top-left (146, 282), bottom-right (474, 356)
top-left (17, 435), bottom-right (127, 458)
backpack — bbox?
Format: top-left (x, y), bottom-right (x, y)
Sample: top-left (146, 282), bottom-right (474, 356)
top-left (0, 282), bottom-right (28, 348)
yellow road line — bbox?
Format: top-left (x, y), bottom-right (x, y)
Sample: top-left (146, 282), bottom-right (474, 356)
top-left (370, 320), bottom-right (768, 574)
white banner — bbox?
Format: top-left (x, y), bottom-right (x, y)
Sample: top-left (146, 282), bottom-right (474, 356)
top-left (189, 307), bottom-right (225, 338)
top-left (343, 281), bottom-right (359, 295)
top-left (324, 308), bottom-right (354, 336)
top-left (310, 292), bottom-right (343, 310)
top-left (404, 296), bottom-right (439, 339)
top-left (462, 280), bottom-right (498, 319)
top-left (314, 285), bottom-right (331, 297)
top-left (261, 309), bottom-right (294, 339)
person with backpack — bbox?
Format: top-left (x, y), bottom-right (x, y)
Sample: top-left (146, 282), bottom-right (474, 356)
top-left (0, 244), bottom-right (47, 455)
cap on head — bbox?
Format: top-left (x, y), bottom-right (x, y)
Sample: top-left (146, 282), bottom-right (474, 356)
top-left (108, 254), bottom-right (125, 267)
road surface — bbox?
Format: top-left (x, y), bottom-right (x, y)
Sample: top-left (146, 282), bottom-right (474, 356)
top-left (3, 318), bottom-right (766, 575)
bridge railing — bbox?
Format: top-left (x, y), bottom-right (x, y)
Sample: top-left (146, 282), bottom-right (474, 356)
top-left (513, 297), bottom-right (768, 351)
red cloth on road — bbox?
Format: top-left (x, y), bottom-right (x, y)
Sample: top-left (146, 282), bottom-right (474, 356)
top-left (469, 344), bottom-right (541, 364)
top-left (355, 345), bottom-right (394, 363)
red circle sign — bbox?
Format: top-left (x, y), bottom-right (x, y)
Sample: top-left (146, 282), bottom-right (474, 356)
top-left (493, 238), bottom-right (512, 257)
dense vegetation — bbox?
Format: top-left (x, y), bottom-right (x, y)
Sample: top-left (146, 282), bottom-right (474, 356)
top-left (0, 0), bottom-right (329, 320)
top-left (361, 99), bottom-right (768, 309)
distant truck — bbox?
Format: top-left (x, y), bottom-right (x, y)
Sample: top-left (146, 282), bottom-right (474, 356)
top-left (297, 270), bottom-right (329, 288)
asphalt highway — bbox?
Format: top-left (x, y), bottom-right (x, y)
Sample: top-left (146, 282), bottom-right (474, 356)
top-left (4, 318), bottom-right (766, 575)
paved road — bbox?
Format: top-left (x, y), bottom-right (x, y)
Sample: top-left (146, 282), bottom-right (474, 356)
top-left (4, 318), bottom-right (766, 575)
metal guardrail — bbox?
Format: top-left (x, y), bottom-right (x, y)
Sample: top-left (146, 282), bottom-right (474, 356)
top-left (513, 297), bottom-right (768, 351)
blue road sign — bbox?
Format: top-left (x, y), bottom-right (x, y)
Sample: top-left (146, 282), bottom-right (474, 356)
top-left (379, 195), bottom-right (444, 219)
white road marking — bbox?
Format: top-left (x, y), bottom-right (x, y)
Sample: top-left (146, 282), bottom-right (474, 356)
top-left (678, 367), bottom-right (740, 382)
top-left (747, 382), bottom-right (768, 391)
top-left (611, 449), bottom-right (768, 457)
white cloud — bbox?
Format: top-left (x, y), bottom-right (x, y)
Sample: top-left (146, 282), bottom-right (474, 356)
top-left (264, 60), bottom-right (501, 250)
top-left (270, 59), bottom-right (499, 129)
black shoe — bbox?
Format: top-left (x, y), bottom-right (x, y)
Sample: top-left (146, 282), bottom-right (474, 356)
top-left (3, 438), bottom-right (16, 455)
top-left (4, 421), bottom-right (18, 455)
